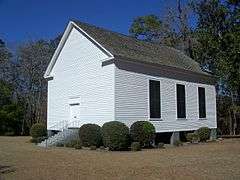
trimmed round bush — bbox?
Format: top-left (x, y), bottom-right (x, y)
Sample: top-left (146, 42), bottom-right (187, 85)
top-left (186, 133), bottom-right (199, 143)
top-left (131, 142), bottom-right (141, 151)
top-left (102, 121), bottom-right (130, 151)
top-left (130, 121), bottom-right (155, 147)
top-left (30, 123), bottom-right (47, 138)
top-left (196, 127), bottom-right (210, 142)
top-left (79, 124), bottom-right (102, 147)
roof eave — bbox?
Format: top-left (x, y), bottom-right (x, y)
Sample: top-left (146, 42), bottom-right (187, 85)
top-left (114, 55), bottom-right (216, 84)
top-left (44, 21), bottom-right (73, 79)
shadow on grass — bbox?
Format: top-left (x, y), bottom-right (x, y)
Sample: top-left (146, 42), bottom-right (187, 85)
top-left (0, 165), bottom-right (15, 174)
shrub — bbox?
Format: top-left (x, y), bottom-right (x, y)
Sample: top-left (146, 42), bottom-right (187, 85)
top-left (173, 140), bottom-right (183, 147)
top-left (186, 133), bottom-right (199, 143)
top-left (30, 123), bottom-right (47, 138)
top-left (130, 121), bottom-right (155, 147)
top-left (196, 127), bottom-right (210, 142)
top-left (30, 138), bottom-right (39, 144)
top-left (65, 140), bottom-right (80, 148)
top-left (79, 124), bottom-right (102, 147)
top-left (102, 121), bottom-right (130, 151)
top-left (131, 142), bottom-right (141, 151)
top-left (74, 140), bottom-right (82, 149)
top-left (74, 143), bottom-right (82, 149)
top-left (90, 145), bottom-right (97, 150)
top-left (157, 142), bottom-right (165, 149)
top-left (56, 142), bottom-right (64, 147)
top-left (30, 137), bottom-right (46, 144)
top-left (64, 142), bottom-right (73, 148)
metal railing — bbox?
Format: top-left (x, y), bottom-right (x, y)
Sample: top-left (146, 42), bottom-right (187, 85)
top-left (48, 120), bottom-right (68, 131)
top-left (48, 120), bottom-right (82, 131)
top-left (67, 120), bottom-right (82, 128)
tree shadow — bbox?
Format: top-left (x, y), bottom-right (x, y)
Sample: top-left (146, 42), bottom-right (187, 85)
top-left (0, 165), bottom-right (16, 174)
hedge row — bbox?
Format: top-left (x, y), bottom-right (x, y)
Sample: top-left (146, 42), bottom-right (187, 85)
top-left (29, 121), bottom-right (212, 150)
top-left (78, 121), bottom-right (156, 151)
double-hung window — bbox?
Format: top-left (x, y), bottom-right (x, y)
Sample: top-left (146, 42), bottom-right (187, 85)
top-left (177, 84), bottom-right (186, 118)
top-left (149, 80), bottom-right (161, 119)
top-left (198, 87), bottom-right (206, 118)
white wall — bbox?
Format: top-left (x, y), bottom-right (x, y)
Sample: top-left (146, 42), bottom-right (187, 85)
top-left (115, 65), bottom-right (217, 132)
top-left (47, 27), bottom-right (114, 130)
top-left (47, 25), bottom-right (217, 133)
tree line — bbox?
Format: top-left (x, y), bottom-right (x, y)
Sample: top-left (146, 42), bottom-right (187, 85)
top-left (0, 37), bottom-right (61, 135)
top-left (0, 0), bottom-right (239, 135)
top-left (129, 0), bottom-right (240, 135)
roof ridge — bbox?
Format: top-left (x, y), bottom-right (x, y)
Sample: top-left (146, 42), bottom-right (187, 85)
top-left (72, 20), bottom-right (133, 39)
top-left (73, 20), bottom-right (174, 49)
top-left (71, 20), bottom-right (209, 76)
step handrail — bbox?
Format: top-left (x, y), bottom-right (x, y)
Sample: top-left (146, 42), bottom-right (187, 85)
top-left (48, 120), bottom-right (82, 131)
top-left (67, 120), bottom-right (82, 128)
top-left (48, 120), bottom-right (68, 131)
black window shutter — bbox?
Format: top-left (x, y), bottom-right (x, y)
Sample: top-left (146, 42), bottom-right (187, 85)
top-left (149, 80), bottom-right (161, 118)
top-left (177, 84), bottom-right (186, 118)
top-left (198, 87), bottom-right (206, 118)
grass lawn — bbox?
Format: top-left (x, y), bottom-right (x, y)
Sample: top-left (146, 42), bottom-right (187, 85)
top-left (0, 137), bottom-right (240, 180)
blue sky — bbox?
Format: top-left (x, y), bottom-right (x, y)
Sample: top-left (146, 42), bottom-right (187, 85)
top-left (0, 0), bottom-right (192, 49)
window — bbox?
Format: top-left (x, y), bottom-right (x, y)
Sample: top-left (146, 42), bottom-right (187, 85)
top-left (149, 80), bottom-right (161, 118)
top-left (177, 84), bottom-right (186, 118)
top-left (198, 87), bottom-right (206, 118)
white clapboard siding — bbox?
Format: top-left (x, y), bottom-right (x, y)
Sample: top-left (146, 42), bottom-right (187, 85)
top-left (47, 27), bottom-right (114, 130)
top-left (47, 22), bottom-right (217, 133)
top-left (115, 66), bottom-right (217, 132)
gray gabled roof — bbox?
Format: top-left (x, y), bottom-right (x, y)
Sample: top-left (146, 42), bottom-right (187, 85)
top-left (73, 20), bottom-right (209, 76)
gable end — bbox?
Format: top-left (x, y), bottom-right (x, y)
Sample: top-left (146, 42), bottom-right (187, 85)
top-left (44, 21), bottom-right (114, 78)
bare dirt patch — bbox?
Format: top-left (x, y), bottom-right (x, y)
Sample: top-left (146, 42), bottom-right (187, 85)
top-left (0, 136), bottom-right (239, 180)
